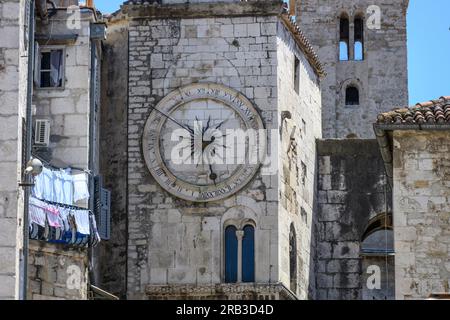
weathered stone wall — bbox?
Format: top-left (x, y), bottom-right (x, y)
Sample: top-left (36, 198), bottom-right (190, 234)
top-left (393, 131), bottom-right (450, 300)
top-left (316, 140), bottom-right (390, 299)
top-left (277, 20), bottom-right (321, 299)
top-left (125, 13), bottom-right (281, 299)
top-left (28, 9), bottom-right (101, 300)
top-left (297, 0), bottom-right (409, 139)
top-left (27, 241), bottom-right (89, 300)
top-left (0, 0), bottom-right (29, 299)
top-left (97, 20), bottom-right (129, 298)
top-left (33, 11), bottom-right (95, 170)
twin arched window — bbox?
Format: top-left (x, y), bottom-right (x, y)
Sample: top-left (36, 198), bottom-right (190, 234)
top-left (339, 14), bottom-right (365, 61)
top-left (225, 224), bottom-right (255, 283)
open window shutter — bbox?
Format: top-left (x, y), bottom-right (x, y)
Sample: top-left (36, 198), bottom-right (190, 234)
top-left (34, 42), bottom-right (40, 86)
top-left (99, 188), bottom-right (111, 240)
top-left (94, 175), bottom-right (111, 240)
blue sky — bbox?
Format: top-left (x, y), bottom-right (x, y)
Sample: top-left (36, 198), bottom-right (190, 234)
top-left (95, 0), bottom-right (449, 105)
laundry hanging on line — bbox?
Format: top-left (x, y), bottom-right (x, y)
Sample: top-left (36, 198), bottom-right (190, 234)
top-left (32, 167), bottom-right (90, 205)
top-left (28, 197), bottom-right (101, 248)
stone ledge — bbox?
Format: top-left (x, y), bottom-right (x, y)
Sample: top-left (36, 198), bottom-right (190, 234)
top-left (145, 283), bottom-right (297, 300)
top-left (117, 1), bottom-right (283, 20)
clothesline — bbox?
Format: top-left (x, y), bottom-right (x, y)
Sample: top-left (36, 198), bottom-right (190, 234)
top-left (31, 154), bottom-right (93, 176)
top-left (36, 197), bottom-right (92, 212)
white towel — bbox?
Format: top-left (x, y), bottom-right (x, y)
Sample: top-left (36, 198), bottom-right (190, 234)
top-left (73, 173), bottom-right (90, 202)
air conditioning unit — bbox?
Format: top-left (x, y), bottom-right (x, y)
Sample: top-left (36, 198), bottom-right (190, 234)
top-left (34, 119), bottom-right (51, 146)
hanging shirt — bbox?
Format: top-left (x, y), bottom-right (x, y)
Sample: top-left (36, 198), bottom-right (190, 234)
top-left (42, 167), bottom-right (55, 202)
top-left (53, 170), bottom-right (64, 204)
top-left (62, 168), bottom-right (74, 205)
top-left (39, 203), bottom-right (62, 229)
top-left (73, 173), bottom-right (90, 202)
top-left (29, 197), bottom-right (47, 227)
top-left (33, 167), bottom-right (54, 201)
top-left (73, 210), bottom-right (90, 235)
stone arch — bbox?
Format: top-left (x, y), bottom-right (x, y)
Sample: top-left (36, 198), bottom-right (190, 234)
top-left (360, 212), bottom-right (395, 300)
top-left (339, 78), bottom-right (364, 106)
top-left (221, 205), bottom-right (259, 283)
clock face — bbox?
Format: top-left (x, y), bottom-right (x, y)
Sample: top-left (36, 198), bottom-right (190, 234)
top-left (142, 83), bottom-right (266, 202)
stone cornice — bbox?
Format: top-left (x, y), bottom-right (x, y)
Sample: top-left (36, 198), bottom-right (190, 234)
top-left (118, 1), bottom-right (284, 20)
top-left (145, 283), bottom-right (298, 300)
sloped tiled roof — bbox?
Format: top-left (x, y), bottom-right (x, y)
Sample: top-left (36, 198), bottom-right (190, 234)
top-left (280, 14), bottom-right (325, 78)
top-left (376, 96), bottom-right (450, 125)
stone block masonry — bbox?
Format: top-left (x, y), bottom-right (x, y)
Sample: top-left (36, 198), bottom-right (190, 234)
top-left (125, 14), bottom-right (280, 299)
top-left (298, 0), bottom-right (409, 139)
top-left (316, 140), bottom-right (390, 300)
top-left (102, 0), bottom-right (324, 299)
top-left (393, 131), bottom-right (450, 300)
top-left (0, 0), bottom-right (29, 300)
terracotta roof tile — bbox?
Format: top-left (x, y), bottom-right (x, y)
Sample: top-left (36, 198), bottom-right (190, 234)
top-left (376, 97), bottom-right (450, 125)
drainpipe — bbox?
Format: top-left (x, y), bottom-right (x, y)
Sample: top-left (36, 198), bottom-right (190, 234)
top-left (88, 37), bottom-right (97, 287)
top-left (21, 0), bottom-right (36, 301)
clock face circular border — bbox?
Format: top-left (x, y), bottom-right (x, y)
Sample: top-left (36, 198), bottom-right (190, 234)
top-left (142, 83), bottom-right (266, 203)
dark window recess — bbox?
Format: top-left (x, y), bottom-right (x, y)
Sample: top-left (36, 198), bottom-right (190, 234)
top-left (339, 16), bottom-right (350, 61)
top-left (354, 17), bottom-right (364, 61)
top-left (225, 225), bottom-right (238, 283)
top-left (346, 86), bottom-right (360, 105)
top-left (289, 225), bottom-right (297, 293)
top-left (242, 225), bottom-right (255, 283)
top-left (294, 56), bottom-right (300, 93)
top-left (39, 49), bottom-right (63, 88)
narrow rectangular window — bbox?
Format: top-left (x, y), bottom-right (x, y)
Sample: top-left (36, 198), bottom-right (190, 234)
top-left (241, 225), bottom-right (255, 283)
top-left (354, 17), bottom-right (364, 61)
top-left (339, 16), bottom-right (350, 61)
top-left (38, 48), bottom-right (64, 88)
top-left (225, 226), bottom-right (238, 283)
top-left (294, 56), bottom-right (300, 94)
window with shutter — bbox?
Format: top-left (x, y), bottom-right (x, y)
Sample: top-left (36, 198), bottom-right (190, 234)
top-left (94, 176), bottom-right (111, 240)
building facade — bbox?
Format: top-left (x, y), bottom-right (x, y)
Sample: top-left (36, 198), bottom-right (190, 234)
top-left (376, 97), bottom-right (450, 299)
top-left (100, 0), bottom-right (323, 300)
top-left (297, 0), bottom-right (409, 139)
top-left (0, 0), bottom-right (107, 300)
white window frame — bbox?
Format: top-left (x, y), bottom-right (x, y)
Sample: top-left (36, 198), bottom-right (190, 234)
top-left (36, 45), bottom-right (66, 90)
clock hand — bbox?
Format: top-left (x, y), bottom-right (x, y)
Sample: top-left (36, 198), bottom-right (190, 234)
top-left (209, 164), bottom-right (217, 185)
top-left (149, 105), bottom-right (194, 134)
top-left (203, 116), bottom-right (211, 134)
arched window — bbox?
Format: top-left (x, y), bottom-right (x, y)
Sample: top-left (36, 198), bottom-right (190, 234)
top-left (345, 86), bottom-right (359, 105)
top-left (339, 15), bottom-right (350, 61)
top-left (361, 213), bottom-right (395, 300)
top-left (289, 225), bottom-right (297, 292)
top-left (242, 225), bottom-right (255, 283)
top-left (224, 223), bottom-right (255, 283)
top-left (225, 225), bottom-right (238, 283)
top-left (354, 17), bottom-right (364, 61)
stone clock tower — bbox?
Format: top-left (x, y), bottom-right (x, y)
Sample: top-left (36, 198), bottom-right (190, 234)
top-left (100, 0), bottom-right (324, 300)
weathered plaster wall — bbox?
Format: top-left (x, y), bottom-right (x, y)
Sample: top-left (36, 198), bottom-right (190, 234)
top-left (297, 0), bottom-right (409, 139)
top-left (0, 0), bottom-right (28, 299)
top-left (316, 140), bottom-right (390, 299)
top-left (393, 131), bottom-right (450, 300)
top-left (125, 13), bottom-right (280, 299)
top-left (27, 242), bottom-right (89, 300)
top-left (97, 20), bottom-right (129, 298)
top-left (277, 20), bottom-right (321, 299)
